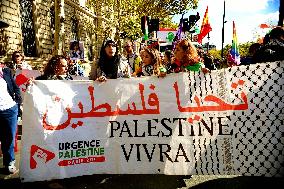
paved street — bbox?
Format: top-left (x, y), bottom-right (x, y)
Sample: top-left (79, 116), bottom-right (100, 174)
top-left (1, 140), bottom-right (283, 189)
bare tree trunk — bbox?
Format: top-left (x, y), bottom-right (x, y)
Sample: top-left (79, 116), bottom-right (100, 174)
top-left (54, 0), bottom-right (65, 55)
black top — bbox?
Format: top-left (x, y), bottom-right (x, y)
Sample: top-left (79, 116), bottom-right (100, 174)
top-left (36, 74), bottom-right (73, 80)
top-left (253, 39), bottom-right (284, 64)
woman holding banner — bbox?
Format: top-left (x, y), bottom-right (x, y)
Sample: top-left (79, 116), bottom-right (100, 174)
top-left (36, 55), bottom-right (73, 80)
top-left (0, 61), bottom-right (22, 174)
top-left (139, 47), bottom-right (167, 77)
top-left (11, 51), bottom-right (33, 121)
top-left (173, 39), bottom-right (208, 73)
top-left (89, 39), bottom-right (130, 82)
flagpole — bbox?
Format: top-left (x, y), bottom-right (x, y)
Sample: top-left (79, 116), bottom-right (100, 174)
top-left (221, 0), bottom-right (226, 58)
top-left (173, 14), bottom-right (184, 50)
top-left (207, 33), bottom-right (210, 53)
top-left (144, 16), bottom-right (148, 46)
top-left (278, 0), bottom-right (283, 26)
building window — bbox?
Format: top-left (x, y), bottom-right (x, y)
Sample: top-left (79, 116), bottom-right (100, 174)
top-left (50, 6), bottom-right (55, 44)
top-left (71, 17), bottom-right (79, 41)
top-left (19, 0), bottom-right (37, 57)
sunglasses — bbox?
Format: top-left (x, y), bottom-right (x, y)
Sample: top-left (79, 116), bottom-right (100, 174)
top-left (124, 46), bottom-right (131, 48)
top-left (15, 54), bottom-right (21, 58)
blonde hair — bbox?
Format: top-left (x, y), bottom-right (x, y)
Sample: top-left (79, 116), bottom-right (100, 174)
top-left (143, 47), bottom-right (163, 76)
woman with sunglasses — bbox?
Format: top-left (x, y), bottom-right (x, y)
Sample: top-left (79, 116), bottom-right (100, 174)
top-left (89, 39), bottom-right (130, 82)
top-left (11, 52), bottom-right (33, 123)
top-left (11, 51), bottom-right (32, 70)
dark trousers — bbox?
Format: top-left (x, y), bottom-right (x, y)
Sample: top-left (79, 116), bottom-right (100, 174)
top-left (0, 104), bottom-right (18, 166)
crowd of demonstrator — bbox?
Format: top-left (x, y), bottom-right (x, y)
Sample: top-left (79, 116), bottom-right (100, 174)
top-left (1, 25), bottom-right (283, 175)
top-left (0, 36), bottom-right (210, 175)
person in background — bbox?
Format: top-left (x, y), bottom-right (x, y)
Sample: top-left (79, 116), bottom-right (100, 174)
top-left (67, 58), bottom-right (85, 77)
top-left (63, 51), bottom-right (85, 77)
top-left (241, 43), bottom-right (262, 65)
top-left (70, 41), bottom-right (83, 60)
top-left (89, 39), bottom-right (130, 82)
top-left (11, 51), bottom-right (32, 70)
top-left (123, 41), bottom-right (142, 77)
top-left (0, 60), bottom-right (22, 174)
top-left (226, 48), bottom-right (236, 67)
top-left (80, 61), bottom-right (92, 78)
top-left (203, 54), bottom-right (217, 70)
top-left (196, 47), bottom-right (216, 70)
top-left (160, 52), bottom-right (165, 62)
top-left (253, 26), bottom-right (284, 63)
top-left (11, 52), bottom-right (32, 122)
top-left (163, 50), bottom-right (176, 73)
top-left (174, 39), bottom-right (209, 73)
top-left (36, 55), bottom-right (73, 80)
top-left (139, 47), bottom-right (166, 77)
top-left (139, 49), bottom-right (145, 60)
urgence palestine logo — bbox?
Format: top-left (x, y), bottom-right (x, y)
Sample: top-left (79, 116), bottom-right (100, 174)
top-left (30, 145), bottom-right (55, 169)
top-left (58, 139), bottom-right (105, 167)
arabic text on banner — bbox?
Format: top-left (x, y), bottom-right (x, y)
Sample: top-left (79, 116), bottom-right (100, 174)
top-left (20, 61), bottom-right (284, 182)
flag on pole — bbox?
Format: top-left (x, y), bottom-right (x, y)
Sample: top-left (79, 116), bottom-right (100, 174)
top-left (197, 6), bottom-right (212, 44)
top-left (229, 21), bottom-right (241, 65)
top-left (172, 14), bottom-right (184, 50)
top-left (144, 16), bottom-right (149, 40)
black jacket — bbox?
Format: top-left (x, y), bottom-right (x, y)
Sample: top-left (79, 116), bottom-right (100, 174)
top-left (2, 67), bottom-right (22, 104)
top-left (35, 74), bottom-right (73, 80)
top-left (252, 39), bottom-right (284, 64)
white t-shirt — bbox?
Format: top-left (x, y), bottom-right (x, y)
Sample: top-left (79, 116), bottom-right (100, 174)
top-left (14, 61), bottom-right (32, 70)
top-left (0, 76), bottom-right (16, 111)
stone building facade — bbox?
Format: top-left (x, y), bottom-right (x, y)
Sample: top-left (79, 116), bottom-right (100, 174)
top-left (0, 0), bottom-right (102, 68)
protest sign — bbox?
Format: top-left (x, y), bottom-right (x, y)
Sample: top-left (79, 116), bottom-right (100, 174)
top-left (20, 61), bottom-right (284, 182)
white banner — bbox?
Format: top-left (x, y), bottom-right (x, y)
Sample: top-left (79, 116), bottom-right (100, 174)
top-left (15, 69), bottom-right (41, 95)
top-left (20, 61), bottom-right (284, 182)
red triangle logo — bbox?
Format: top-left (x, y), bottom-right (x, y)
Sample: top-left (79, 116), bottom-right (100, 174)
top-left (30, 145), bottom-right (55, 169)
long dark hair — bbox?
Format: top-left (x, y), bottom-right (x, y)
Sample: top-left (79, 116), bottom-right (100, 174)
top-left (98, 39), bottom-right (120, 79)
top-left (164, 50), bottom-right (172, 64)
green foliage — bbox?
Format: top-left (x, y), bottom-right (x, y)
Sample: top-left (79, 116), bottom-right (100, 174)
top-left (239, 41), bottom-right (254, 57)
top-left (208, 41), bottom-right (255, 60)
top-left (160, 16), bottom-right (179, 29)
top-left (87, 0), bottom-right (199, 40)
top-left (208, 49), bottom-right (221, 60)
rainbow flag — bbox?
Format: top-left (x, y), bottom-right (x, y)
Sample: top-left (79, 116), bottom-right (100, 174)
top-left (229, 21), bottom-right (241, 65)
top-left (197, 6), bottom-right (212, 44)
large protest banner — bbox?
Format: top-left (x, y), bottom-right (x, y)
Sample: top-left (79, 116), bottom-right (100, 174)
top-left (20, 61), bottom-right (284, 182)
